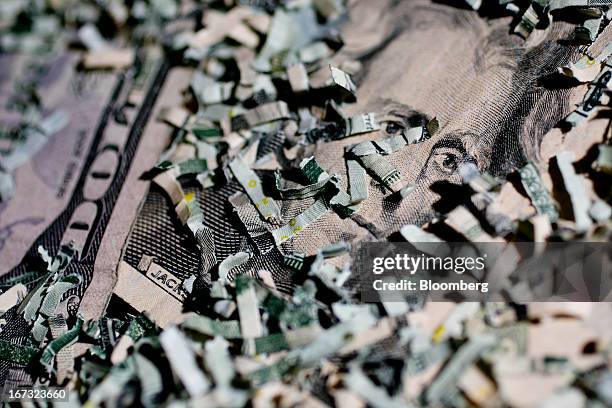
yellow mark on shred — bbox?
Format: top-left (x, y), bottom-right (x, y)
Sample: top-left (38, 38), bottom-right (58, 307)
top-left (432, 325), bottom-right (445, 343)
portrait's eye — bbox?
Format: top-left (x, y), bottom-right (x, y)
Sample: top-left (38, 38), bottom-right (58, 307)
top-left (380, 111), bottom-right (430, 137)
top-left (432, 148), bottom-right (461, 175)
top-left (384, 121), bottom-right (404, 136)
top-left (421, 136), bottom-right (478, 182)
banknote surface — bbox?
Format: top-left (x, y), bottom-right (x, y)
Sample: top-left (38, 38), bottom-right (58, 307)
top-left (0, 40), bottom-right (168, 384)
top-left (1, 51), bottom-right (167, 292)
top-left (0, 52), bottom-right (119, 274)
top-left (0, 0), bottom-right (612, 406)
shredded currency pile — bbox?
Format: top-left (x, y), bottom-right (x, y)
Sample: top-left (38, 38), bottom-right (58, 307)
top-left (0, 0), bottom-right (612, 406)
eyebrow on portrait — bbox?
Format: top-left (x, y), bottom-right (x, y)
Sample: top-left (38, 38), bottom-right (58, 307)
top-left (430, 136), bottom-right (468, 154)
top-left (375, 99), bottom-right (431, 124)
